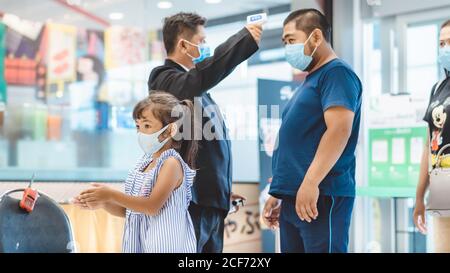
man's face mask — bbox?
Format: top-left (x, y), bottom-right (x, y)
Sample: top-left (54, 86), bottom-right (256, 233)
top-left (284, 32), bottom-right (318, 71)
top-left (183, 39), bottom-right (211, 64)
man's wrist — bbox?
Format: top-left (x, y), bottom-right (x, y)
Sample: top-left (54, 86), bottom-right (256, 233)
top-left (303, 176), bottom-right (320, 187)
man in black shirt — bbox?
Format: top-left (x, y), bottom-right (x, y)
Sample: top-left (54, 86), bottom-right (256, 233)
top-left (148, 12), bottom-right (262, 253)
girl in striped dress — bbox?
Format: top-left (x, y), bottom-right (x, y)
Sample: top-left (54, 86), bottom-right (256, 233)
top-left (75, 91), bottom-right (198, 253)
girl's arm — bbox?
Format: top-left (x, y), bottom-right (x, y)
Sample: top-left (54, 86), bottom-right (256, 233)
top-left (103, 202), bottom-right (126, 218)
top-left (79, 157), bottom-right (183, 216)
top-left (73, 195), bottom-right (126, 218)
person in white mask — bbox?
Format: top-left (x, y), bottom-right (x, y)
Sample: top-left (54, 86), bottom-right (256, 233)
top-left (414, 19), bottom-right (450, 252)
top-left (74, 91), bottom-right (199, 253)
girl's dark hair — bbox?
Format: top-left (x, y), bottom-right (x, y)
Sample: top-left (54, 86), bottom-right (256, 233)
top-left (441, 20), bottom-right (450, 29)
top-left (133, 91), bottom-right (199, 169)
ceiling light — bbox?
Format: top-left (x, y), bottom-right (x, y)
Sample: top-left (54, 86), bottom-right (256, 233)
top-left (109, 12), bottom-right (124, 20)
top-left (157, 1), bottom-right (173, 9)
top-left (205, 0), bottom-right (222, 3)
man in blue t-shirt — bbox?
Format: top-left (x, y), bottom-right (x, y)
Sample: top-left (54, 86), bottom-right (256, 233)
top-left (263, 9), bottom-right (362, 253)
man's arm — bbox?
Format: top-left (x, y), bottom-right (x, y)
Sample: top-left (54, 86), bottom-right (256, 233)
top-left (295, 107), bottom-right (354, 222)
top-left (149, 26), bottom-right (260, 100)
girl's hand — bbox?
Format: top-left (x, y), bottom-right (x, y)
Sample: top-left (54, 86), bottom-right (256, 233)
top-left (78, 183), bottom-right (115, 205)
top-left (72, 195), bottom-right (105, 210)
top-left (72, 196), bottom-right (88, 209)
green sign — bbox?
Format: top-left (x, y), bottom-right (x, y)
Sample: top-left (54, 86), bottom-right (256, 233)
top-left (368, 127), bottom-right (427, 189)
top-left (0, 23), bottom-right (6, 103)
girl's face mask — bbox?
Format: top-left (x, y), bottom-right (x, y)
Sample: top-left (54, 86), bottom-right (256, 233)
top-left (137, 124), bottom-right (170, 156)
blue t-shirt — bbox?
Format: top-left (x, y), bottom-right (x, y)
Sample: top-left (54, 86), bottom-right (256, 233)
top-left (269, 59), bottom-right (362, 198)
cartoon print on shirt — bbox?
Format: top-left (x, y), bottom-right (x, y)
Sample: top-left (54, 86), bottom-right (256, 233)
top-left (427, 80), bottom-right (450, 167)
top-left (431, 104), bottom-right (446, 152)
top-left (430, 97), bottom-right (450, 167)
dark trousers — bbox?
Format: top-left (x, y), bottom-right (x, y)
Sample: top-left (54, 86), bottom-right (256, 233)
top-left (279, 195), bottom-right (355, 253)
top-left (188, 202), bottom-right (228, 253)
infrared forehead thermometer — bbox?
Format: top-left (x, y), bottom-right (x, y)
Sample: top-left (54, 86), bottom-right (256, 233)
top-left (247, 13), bottom-right (268, 25)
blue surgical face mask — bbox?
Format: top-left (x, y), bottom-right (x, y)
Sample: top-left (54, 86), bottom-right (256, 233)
top-left (439, 46), bottom-right (450, 72)
top-left (184, 40), bottom-right (211, 64)
top-left (137, 124), bottom-right (170, 156)
top-left (285, 33), bottom-right (318, 71)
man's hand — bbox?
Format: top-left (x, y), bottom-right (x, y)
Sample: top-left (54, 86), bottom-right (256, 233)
top-left (295, 181), bottom-right (319, 223)
top-left (263, 196), bottom-right (281, 229)
top-left (245, 23), bottom-right (263, 44)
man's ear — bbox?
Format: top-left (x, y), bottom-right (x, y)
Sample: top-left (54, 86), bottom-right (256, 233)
top-left (311, 29), bottom-right (324, 48)
top-left (170, 123), bottom-right (178, 138)
top-left (178, 39), bottom-right (187, 54)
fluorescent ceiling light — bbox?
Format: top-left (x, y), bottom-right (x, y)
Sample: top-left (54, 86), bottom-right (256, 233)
top-left (109, 12), bottom-right (124, 20)
top-left (157, 1), bottom-right (173, 9)
top-left (205, 0), bottom-right (222, 3)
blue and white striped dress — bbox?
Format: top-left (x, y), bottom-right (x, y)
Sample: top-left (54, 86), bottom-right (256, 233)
top-left (122, 148), bottom-right (197, 253)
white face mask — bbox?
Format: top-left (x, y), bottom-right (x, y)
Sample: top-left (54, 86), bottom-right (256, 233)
top-left (137, 124), bottom-right (170, 156)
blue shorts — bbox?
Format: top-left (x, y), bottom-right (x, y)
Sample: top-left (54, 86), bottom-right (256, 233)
top-left (279, 195), bottom-right (355, 253)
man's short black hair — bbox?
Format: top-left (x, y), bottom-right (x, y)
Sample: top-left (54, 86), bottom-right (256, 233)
top-left (283, 8), bottom-right (331, 42)
top-left (162, 12), bottom-right (207, 55)
top-left (442, 19), bottom-right (450, 29)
